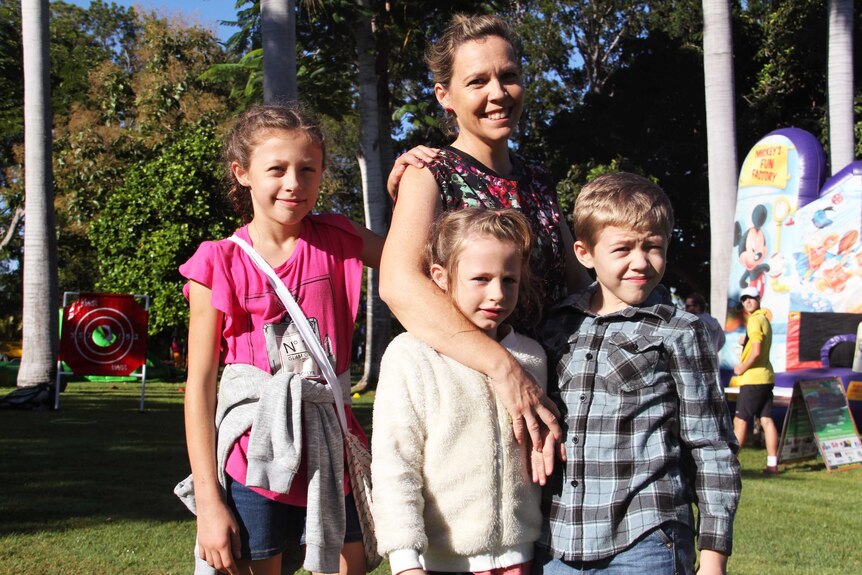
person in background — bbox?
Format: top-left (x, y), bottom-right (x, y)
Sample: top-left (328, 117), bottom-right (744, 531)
top-left (733, 286), bottom-right (780, 476)
top-left (684, 292), bottom-right (726, 353)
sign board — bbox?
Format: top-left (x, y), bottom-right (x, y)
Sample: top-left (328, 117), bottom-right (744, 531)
top-left (777, 386), bottom-right (819, 463)
top-left (59, 293), bottom-right (149, 377)
top-left (778, 377), bottom-right (862, 471)
top-left (853, 322), bottom-right (862, 372)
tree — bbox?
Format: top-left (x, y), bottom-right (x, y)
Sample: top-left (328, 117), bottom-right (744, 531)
top-left (261, 0), bottom-right (297, 102)
top-left (565, 0), bottom-right (650, 97)
top-left (17, 0), bottom-right (58, 387)
top-left (90, 124), bottom-right (235, 334)
top-left (2, 1), bottom-right (139, 332)
top-left (743, 1), bottom-right (829, 140)
top-left (350, 0), bottom-right (390, 391)
top-left (74, 12), bottom-right (234, 339)
top-left (702, 0), bottom-right (738, 323)
top-left (827, 0), bottom-right (855, 173)
top-left (50, 8), bottom-right (231, 304)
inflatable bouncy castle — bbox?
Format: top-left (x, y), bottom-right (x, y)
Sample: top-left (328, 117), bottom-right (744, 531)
top-left (722, 128), bottom-right (862, 422)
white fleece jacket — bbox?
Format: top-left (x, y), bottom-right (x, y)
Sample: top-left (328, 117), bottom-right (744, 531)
top-left (371, 329), bottom-right (547, 574)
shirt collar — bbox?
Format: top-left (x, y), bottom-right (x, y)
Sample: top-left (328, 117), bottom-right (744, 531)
top-left (554, 282), bottom-right (675, 322)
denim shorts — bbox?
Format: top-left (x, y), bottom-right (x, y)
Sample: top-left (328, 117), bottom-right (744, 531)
top-left (532, 522), bottom-right (696, 575)
top-left (226, 476), bottom-right (363, 561)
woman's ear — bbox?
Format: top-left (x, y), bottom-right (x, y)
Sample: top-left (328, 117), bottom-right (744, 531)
top-left (573, 240), bottom-right (595, 269)
top-left (434, 83), bottom-right (450, 110)
top-left (430, 264), bottom-right (449, 292)
top-left (231, 161), bottom-right (250, 187)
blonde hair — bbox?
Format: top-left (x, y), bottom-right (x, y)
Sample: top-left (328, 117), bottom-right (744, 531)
top-left (574, 172), bottom-right (674, 248)
top-left (425, 14), bottom-right (520, 135)
top-left (426, 207), bottom-right (539, 325)
top-left (224, 102), bottom-right (326, 223)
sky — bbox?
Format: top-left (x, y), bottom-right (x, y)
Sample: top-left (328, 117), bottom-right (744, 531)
top-left (67, 0), bottom-right (242, 42)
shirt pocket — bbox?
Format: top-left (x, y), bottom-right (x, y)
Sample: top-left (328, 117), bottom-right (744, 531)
top-left (605, 332), bottom-right (666, 393)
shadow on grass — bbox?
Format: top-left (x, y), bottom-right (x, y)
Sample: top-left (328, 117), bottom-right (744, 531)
top-left (739, 460), bottom-right (828, 481)
top-left (1, 384), bottom-right (381, 538)
top-left (0, 383), bottom-right (191, 536)
top-left (350, 401), bottom-right (374, 438)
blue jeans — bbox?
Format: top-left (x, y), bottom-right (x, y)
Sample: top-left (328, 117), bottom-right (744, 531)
top-left (226, 476), bottom-right (363, 561)
top-left (533, 523), bottom-right (695, 575)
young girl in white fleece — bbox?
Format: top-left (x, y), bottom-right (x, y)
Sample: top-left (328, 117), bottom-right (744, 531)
top-left (372, 207), bottom-right (547, 575)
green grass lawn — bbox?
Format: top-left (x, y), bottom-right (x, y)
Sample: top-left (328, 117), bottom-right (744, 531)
top-left (1, 380), bottom-right (860, 575)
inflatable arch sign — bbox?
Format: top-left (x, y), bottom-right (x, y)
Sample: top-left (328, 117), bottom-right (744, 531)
top-left (722, 128), bottom-right (862, 373)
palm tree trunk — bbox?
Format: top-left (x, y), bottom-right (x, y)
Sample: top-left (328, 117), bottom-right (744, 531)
top-left (702, 0), bottom-right (738, 325)
top-left (261, 0), bottom-right (297, 103)
top-left (352, 0), bottom-right (390, 391)
top-left (17, 0), bottom-right (59, 388)
top-left (827, 0), bottom-right (855, 174)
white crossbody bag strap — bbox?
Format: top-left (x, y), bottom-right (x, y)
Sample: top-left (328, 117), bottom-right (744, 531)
top-left (228, 235), bottom-right (350, 433)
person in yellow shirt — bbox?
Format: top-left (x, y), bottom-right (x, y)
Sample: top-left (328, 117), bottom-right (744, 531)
top-left (733, 287), bottom-right (779, 475)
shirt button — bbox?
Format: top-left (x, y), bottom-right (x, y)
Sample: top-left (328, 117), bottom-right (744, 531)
top-left (572, 436), bottom-right (579, 444)
top-left (585, 353), bottom-right (593, 360)
top-left (580, 394), bottom-right (587, 402)
top-left (570, 479), bottom-right (578, 487)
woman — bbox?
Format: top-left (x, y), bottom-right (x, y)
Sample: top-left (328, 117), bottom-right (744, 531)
top-left (380, 14), bottom-right (587, 476)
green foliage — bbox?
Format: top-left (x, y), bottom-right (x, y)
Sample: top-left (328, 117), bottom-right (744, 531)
top-left (0, 1), bottom-right (23, 153)
top-left (1, 0), bottom-right (138, 207)
top-left (48, 1), bottom-right (137, 117)
top-left (743, 0), bottom-right (829, 140)
top-left (212, 0), bottom-right (362, 116)
top-left (223, 0), bottom-right (261, 56)
top-left (90, 124), bottom-right (237, 335)
top-left (318, 114), bottom-right (364, 221)
top-left (49, 8), bottom-right (236, 329)
top-left (3, 0), bottom-right (861, 338)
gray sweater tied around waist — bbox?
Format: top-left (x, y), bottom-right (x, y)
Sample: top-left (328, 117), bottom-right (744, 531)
top-left (175, 363), bottom-right (350, 575)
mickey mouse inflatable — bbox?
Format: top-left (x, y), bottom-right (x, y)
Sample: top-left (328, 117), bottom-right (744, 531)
top-left (734, 204), bottom-right (770, 295)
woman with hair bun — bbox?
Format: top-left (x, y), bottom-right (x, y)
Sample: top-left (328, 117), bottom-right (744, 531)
top-left (380, 14), bottom-right (587, 473)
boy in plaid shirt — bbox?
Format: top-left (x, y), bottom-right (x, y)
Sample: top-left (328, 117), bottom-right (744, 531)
top-left (535, 173), bottom-right (741, 575)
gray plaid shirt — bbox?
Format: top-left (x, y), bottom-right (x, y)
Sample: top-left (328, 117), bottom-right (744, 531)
top-left (538, 284), bottom-right (741, 561)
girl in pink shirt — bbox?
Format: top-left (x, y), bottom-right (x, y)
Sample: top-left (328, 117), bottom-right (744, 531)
top-left (181, 103), bottom-right (382, 575)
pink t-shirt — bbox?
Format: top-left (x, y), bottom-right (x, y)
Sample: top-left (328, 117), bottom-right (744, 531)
top-left (180, 213), bottom-right (368, 505)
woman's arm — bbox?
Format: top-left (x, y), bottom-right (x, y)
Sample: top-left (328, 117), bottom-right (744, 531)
top-left (184, 281), bottom-right (241, 575)
top-left (379, 166), bottom-right (561, 453)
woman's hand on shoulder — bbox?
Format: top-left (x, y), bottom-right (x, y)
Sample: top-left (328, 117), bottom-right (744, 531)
top-left (387, 146), bottom-right (440, 200)
top-left (196, 499), bottom-right (242, 575)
